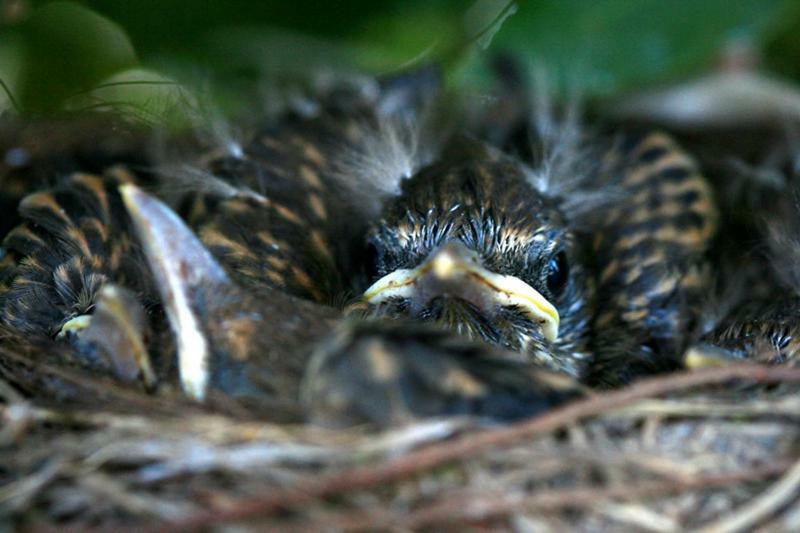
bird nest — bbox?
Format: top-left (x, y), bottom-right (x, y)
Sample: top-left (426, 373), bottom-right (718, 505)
top-left (2, 341), bottom-right (799, 531)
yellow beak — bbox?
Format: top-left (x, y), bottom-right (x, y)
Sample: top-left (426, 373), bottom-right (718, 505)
top-left (364, 242), bottom-right (560, 342)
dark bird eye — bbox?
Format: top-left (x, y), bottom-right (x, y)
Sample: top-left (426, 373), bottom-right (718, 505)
top-left (546, 251), bottom-right (569, 294)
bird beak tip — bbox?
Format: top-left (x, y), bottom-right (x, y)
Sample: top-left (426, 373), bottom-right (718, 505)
top-left (543, 321), bottom-right (559, 343)
top-left (118, 182), bottom-right (138, 203)
top-left (118, 183), bottom-right (153, 222)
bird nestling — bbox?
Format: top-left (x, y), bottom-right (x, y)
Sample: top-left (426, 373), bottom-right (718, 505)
top-left (119, 182), bottom-right (583, 425)
top-left (360, 137), bottom-right (592, 377)
top-left (0, 64), bottom-right (721, 427)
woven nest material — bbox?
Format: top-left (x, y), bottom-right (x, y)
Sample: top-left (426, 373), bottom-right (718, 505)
top-left (2, 344), bottom-right (799, 531)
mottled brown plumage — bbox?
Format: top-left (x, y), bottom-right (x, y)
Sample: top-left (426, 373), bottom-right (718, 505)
top-left (589, 131), bottom-right (718, 384)
top-left (0, 167), bottom-right (151, 336)
top-left (0, 65), bottom-right (744, 427)
top-left (120, 183), bottom-right (581, 422)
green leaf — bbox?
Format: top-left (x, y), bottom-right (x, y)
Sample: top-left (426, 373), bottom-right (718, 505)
top-left (493, 0), bottom-right (788, 95)
top-left (18, 1), bottom-right (138, 111)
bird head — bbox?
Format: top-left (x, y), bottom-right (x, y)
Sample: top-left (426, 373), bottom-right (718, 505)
top-left (362, 138), bottom-right (592, 375)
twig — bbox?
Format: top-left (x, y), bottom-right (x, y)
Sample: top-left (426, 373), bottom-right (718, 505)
top-left (696, 456), bottom-right (800, 533)
top-left (78, 474), bottom-right (194, 521)
top-left (0, 375), bottom-right (24, 403)
top-left (0, 345), bottom-right (199, 416)
top-left (0, 458), bottom-right (64, 513)
top-left (610, 397), bottom-right (800, 418)
top-left (283, 461), bottom-right (792, 531)
top-left (400, 462), bottom-right (792, 530)
top-left (148, 364), bottom-right (800, 531)
top-left (592, 502), bottom-right (677, 533)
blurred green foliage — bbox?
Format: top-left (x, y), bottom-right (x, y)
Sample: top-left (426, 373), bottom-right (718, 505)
top-left (19, 2), bottom-right (137, 110)
top-left (0, 0), bottom-right (797, 116)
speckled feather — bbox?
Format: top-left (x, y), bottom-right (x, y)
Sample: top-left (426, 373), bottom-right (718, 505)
top-left (589, 132), bottom-right (719, 384)
top-left (0, 69), bottom-right (731, 425)
top-left (0, 168), bottom-right (154, 336)
top-left (178, 74), bottom-right (439, 305)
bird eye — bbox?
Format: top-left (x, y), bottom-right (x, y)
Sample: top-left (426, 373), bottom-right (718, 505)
top-left (546, 251), bottom-right (569, 294)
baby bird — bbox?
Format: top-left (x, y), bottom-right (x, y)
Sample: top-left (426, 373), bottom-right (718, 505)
top-left (0, 65), bottom-right (720, 427)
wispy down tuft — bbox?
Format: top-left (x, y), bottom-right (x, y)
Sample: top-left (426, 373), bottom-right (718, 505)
top-left (521, 69), bottom-right (621, 227)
